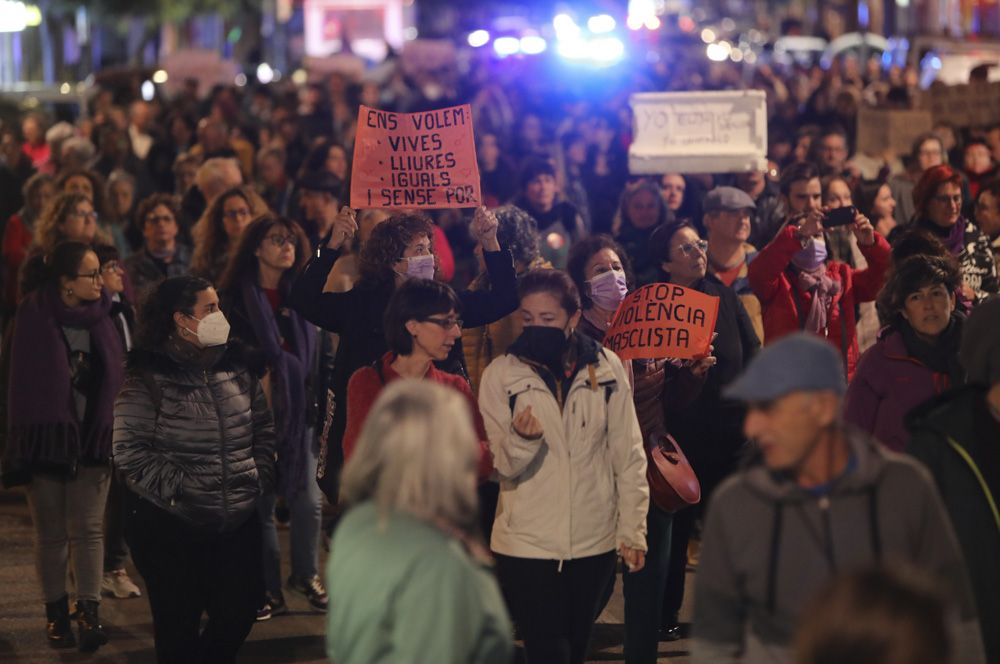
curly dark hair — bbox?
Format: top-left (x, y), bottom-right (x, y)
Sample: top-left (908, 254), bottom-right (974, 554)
top-left (566, 234), bottom-right (634, 310)
top-left (134, 192), bottom-right (180, 236)
top-left (493, 205), bottom-right (540, 267)
top-left (217, 215), bottom-right (311, 294)
top-left (359, 214), bottom-right (434, 286)
top-left (876, 254), bottom-right (961, 328)
top-left (383, 279), bottom-right (461, 355)
top-left (136, 275), bottom-right (214, 350)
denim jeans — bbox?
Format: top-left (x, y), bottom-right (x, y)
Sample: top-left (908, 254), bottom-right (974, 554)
top-left (258, 434), bottom-right (322, 594)
top-left (26, 465), bottom-right (111, 602)
top-left (104, 469), bottom-right (130, 571)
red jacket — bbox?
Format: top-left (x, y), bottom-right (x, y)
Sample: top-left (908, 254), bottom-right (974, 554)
top-left (342, 352), bottom-right (494, 481)
top-left (748, 224), bottom-right (891, 379)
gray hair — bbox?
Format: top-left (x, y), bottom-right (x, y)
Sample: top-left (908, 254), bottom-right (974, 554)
top-left (340, 380), bottom-right (480, 530)
top-left (59, 136), bottom-right (95, 164)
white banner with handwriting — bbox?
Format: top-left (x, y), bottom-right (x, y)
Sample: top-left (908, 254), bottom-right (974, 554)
top-left (629, 91), bottom-right (768, 174)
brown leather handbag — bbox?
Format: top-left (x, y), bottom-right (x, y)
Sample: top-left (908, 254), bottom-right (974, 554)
top-left (646, 432), bottom-right (701, 513)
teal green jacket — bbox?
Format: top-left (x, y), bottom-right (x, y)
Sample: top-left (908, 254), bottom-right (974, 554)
top-left (326, 501), bottom-right (513, 664)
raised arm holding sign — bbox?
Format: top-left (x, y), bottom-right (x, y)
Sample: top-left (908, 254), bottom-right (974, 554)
top-left (350, 104), bottom-right (482, 209)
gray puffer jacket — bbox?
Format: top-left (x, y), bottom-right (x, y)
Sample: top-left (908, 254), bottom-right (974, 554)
top-left (113, 340), bottom-right (276, 533)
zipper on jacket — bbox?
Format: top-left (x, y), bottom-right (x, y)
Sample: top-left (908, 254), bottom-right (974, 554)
top-left (207, 370), bottom-right (230, 526)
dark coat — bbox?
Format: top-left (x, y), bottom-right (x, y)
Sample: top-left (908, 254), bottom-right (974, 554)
top-left (907, 386), bottom-right (1000, 664)
top-left (290, 246), bottom-right (518, 501)
top-left (844, 330), bottom-right (954, 452)
top-left (112, 342), bottom-right (276, 533)
top-left (664, 274), bottom-right (760, 484)
top-left (124, 245), bottom-right (192, 300)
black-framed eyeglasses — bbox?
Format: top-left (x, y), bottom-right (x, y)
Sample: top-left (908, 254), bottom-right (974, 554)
top-left (72, 210), bottom-right (98, 221)
top-left (420, 316), bottom-right (463, 329)
top-left (265, 234), bottom-right (296, 248)
top-left (676, 240), bottom-right (708, 257)
top-left (100, 261), bottom-right (121, 274)
top-left (75, 271), bottom-right (102, 285)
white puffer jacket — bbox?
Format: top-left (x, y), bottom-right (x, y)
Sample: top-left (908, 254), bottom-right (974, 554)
top-left (479, 341), bottom-right (648, 560)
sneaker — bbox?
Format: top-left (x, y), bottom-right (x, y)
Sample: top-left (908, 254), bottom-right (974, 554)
top-left (102, 569), bottom-right (141, 599)
top-left (267, 591), bottom-right (288, 616)
top-left (255, 602), bottom-right (272, 622)
top-left (287, 575), bottom-right (328, 612)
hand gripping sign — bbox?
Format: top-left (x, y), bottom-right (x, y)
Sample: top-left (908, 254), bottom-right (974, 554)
top-left (603, 283), bottom-right (720, 361)
top-left (350, 104), bottom-right (482, 209)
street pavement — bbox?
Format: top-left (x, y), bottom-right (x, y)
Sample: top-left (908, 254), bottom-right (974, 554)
top-left (0, 489), bottom-right (693, 663)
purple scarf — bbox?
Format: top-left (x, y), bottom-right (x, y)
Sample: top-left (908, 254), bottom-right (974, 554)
top-left (242, 280), bottom-right (316, 500)
top-left (796, 269), bottom-right (841, 334)
top-left (921, 217), bottom-right (967, 256)
top-left (6, 287), bottom-right (125, 470)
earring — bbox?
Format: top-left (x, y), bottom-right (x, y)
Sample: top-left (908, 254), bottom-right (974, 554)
top-left (65, 288), bottom-right (73, 296)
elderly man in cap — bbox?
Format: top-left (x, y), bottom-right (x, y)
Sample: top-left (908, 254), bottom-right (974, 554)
top-left (907, 297), bottom-right (1000, 664)
top-left (704, 186), bottom-right (764, 343)
top-left (693, 333), bottom-right (986, 664)
top-left (297, 171), bottom-right (344, 249)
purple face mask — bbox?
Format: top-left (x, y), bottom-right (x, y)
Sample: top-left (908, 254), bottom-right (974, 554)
top-left (588, 269), bottom-right (628, 310)
top-left (791, 237), bottom-right (828, 272)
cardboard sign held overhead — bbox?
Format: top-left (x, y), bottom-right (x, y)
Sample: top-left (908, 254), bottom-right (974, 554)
top-left (855, 106), bottom-right (932, 156)
top-left (350, 104), bottom-right (482, 209)
top-left (603, 283), bottom-right (720, 361)
top-left (629, 91), bottom-right (768, 174)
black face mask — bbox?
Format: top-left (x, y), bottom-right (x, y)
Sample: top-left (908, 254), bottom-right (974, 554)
top-left (517, 325), bottom-right (569, 373)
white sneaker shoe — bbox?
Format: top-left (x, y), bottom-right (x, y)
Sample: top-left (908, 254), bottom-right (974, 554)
top-left (102, 569), bottom-right (142, 599)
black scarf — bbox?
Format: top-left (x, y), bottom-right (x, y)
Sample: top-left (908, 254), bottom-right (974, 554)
top-left (897, 314), bottom-right (965, 386)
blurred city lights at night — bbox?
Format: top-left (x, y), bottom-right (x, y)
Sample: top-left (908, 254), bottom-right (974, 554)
top-left (468, 29), bottom-right (490, 48)
top-left (493, 36), bottom-right (521, 57)
top-left (587, 14), bottom-right (616, 34)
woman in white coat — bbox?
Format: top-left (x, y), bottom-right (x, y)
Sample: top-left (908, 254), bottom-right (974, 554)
top-left (478, 268), bottom-right (649, 664)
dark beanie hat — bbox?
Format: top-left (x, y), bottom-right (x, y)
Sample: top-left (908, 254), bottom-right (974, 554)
top-left (959, 296), bottom-right (1000, 386)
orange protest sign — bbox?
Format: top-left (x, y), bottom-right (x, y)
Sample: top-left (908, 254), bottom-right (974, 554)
top-left (350, 104), bottom-right (482, 209)
top-left (603, 283), bottom-right (720, 361)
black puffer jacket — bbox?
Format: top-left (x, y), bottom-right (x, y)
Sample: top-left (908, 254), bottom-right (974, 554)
top-left (112, 339), bottom-right (276, 533)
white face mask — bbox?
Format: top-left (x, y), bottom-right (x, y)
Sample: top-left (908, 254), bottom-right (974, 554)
top-left (587, 269), bottom-right (629, 310)
top-left (187, 310), bottom-right (230, 347)
top-left (400, 254), bottom-right (436, 281)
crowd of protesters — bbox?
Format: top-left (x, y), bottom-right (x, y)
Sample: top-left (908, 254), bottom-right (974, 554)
top-left (0, 37), bottom-right (997, 664)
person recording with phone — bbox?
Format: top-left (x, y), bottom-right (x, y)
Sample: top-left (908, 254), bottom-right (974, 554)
top-left (748, 162), bottom-right (891, 379)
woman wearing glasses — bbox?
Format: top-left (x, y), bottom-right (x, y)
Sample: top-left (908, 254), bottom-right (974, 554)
top-left (92, 244), bottom-right (143, 601)
top-left (217, 216), bottom-right (325, 619)
top-left (341, 278), bottom-right (493, 480)
top-left (19, 192), bottom-right (110, 301)
top-left (2, 241), bottom-right (125, 652)
top-left (912, 164), bottom-right (999, 304)
top-left (648, 221), bottom-right (760, 643)
top-left (190, 185), bottom-right (266, 283)
top-left (291, 208), bottom-right (517, 503)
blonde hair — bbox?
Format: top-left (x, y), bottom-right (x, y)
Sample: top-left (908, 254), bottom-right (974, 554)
top-left (340, 380), bottom-right (480, 531)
